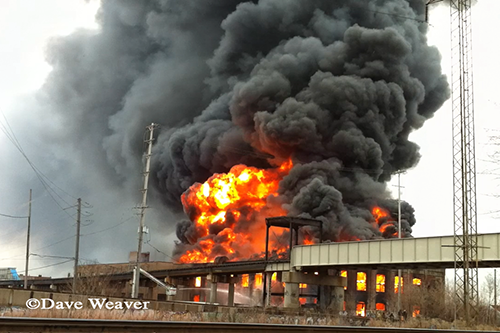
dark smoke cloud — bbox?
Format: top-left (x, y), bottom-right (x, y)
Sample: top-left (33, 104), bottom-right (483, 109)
top-left (29, 0), bottom-right (449, 264)
top-left (150, 0), bottom-right (449, 247)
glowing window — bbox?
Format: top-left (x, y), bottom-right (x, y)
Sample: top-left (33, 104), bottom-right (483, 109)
top-left (195, 276), bottom-right (201, 288)
top-left (242, 274), bottom-right (249, 287)
top-left (394, 276), bottom-right (403, 293)
top-left (299, 297), bottom-right (307, 305)
top-left (413, 306), bottom-right (420, 317)
top-left (376, 274), bottom-right (386, 293)
top-left (376, 303), bottom-right (386, 311)
top-left (343, 301), bottom-right (346, 311)
top-left (255, 273), bottom-right (263, 288)
top-left (341, 270), bottom-right (347, 290)
top-left (271, 272), bottom-right (277, 281)
top-left (356, 272), bottom-right (367, 291)
top-left (299, 283), bottom-right (307, 289)
top-left (413, 278), bottom-right (422, 286)
top-left (356, 302), bottom-right (366, 317)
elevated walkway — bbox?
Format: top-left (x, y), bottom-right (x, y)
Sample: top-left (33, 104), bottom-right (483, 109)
top-left (291, 232), bottom-right (500, 270)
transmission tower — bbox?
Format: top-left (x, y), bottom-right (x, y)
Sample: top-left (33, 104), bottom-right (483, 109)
top-left (450, 0), bottom-right (479, 324)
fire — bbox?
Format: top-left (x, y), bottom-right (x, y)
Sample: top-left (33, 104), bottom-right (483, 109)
top-left (356, 272), bottom-right (367, 291)
top-left (394, 276), bottom-right (403, 293)
top-left (356, 302), bottom-right (366, 316)
top-left (193, 295), bottom-right (200, 302)
top-left (376, 303), bottom-right (386, 311)
top-left (413, 306), bottom-right (420, 317)
top-left (372, 206), bottom-right (398, 237)
top-left (376, 274), bottom-right (386, 292)
top-left (340, 270), bottom-right (347, 290)
top-left (242, 274), bottom-right (249, 287)
top-left (195, 276), bottom-right (201, 288)
top-left (413, 277), bottom-right (422, 286)
top-left (255, 273), bottom-right (263, 288)
top-left (179, 158), bottom-right (293, 263)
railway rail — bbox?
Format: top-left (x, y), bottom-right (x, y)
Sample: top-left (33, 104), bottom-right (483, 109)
top-left (0, 318), bottom-right (496, 333)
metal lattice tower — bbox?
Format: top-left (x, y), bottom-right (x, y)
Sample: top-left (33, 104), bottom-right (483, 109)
top-left (450, 0), bottom-right (479, 324)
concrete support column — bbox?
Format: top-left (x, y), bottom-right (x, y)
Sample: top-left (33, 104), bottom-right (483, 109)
top-left (329, 286), bottom-right (345, 313)
top-left (210, 281), bottom-right (217, 304)
top-left (265, 272), bottom-right (271, 307)
top-left (284, 283), bottom-right (300, 308)
top-left (248, 274), bottom-right (255, 299)
top-left (368, 269), bottom-right (377, 311)
top-left (208, 274), bottom-right (218, 304)
top-left (227, 282), bottom-right (235, 307)
top-left (345, 269), bottom-right (357, 314)
top-left (387, 270), bottom-right (396, 311)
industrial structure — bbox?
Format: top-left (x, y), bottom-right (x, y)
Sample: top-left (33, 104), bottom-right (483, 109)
top-left (3, 232), bottom-right (500, 318)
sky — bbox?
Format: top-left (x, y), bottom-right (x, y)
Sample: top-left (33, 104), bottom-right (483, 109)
top-left (0, 0), bottom-right (499, 285)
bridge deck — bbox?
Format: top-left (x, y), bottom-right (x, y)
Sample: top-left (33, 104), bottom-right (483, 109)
top-left (291, 232), bottom-right (500, 270)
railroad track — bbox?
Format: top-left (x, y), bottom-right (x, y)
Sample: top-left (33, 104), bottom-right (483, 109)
top-left (0, 318), bottom-right (495, 333)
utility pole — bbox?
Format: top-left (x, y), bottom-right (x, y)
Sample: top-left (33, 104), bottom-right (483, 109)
top-left (24, 189), bottom-right (32, 290)
top-left (397, 172), bottom-right (402, 317)
top-left (495, 269), bottom-right (497, 324)
top-left (73, 198), bottom-right (81, 294)
top-left (132, 123), bottom-right (157, 299)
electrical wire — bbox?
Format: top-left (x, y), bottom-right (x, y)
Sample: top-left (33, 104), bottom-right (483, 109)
top-left (16, 259), bottom-right (73, 274)
top-left (81, 216), bottom-right (135, 237)
top-left (145, 240), bottom-right (175, 261)
top-left (0, 212), bottom-right (28, 219)
top-left (0, 113), bottom-right (79, 221)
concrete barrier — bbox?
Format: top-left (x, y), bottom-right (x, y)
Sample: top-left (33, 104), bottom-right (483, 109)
top-left (0, 287), bottom-right (306, 316)
top-left (11, 290), bottom-right (32, 307)
top-left (0, 289), bottom-right (12, 306)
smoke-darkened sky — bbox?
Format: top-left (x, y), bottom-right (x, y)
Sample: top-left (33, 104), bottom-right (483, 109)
top-left (1, 0), bottom-right (500, 278)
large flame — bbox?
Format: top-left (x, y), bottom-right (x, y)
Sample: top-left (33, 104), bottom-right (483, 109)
top-left (372, 206), bottom-right (398, 237)
top-left (179, 159), bottom-right (293, 263)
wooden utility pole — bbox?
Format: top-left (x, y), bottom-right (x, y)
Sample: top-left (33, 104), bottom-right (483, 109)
top-left (73, 198), bottom-right (81, 294)
top-left (24, 189), bottom-right (32, 290)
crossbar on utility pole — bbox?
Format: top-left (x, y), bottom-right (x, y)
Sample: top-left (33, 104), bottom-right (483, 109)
top-left (24, 189), bottom-right (32, 290)
top-left (132, 123), bottom-right (158, 299)
top-left (73, 198), bottom-right (81, 294)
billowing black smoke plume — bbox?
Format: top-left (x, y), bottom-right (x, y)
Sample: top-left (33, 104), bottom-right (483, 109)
top-left (41, 0), bottom-right (448, 261)
top-left (150, 0), bottom-right (449, 251)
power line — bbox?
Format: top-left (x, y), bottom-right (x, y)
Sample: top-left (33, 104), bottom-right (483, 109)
top-left (0, 212), bottom-right (28, 219)
top-left (16, 259), bottom-right (73, 275)
top-left (0, 113), bottom-right (80, 221)
top-left (145, 240), bottom-right (175, 261)
top-left (81, 216), bottom-right (135, 237)
top-left (0, 235), bottom-right (76, 261)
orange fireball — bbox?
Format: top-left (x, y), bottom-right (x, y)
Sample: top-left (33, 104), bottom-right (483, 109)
top-left (179, 159), bottom-right (293, 263)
